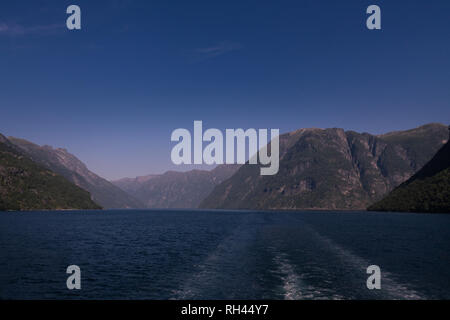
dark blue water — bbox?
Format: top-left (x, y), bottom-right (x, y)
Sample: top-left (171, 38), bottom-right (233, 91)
top-left (1, 210), bottom-right (449, 300)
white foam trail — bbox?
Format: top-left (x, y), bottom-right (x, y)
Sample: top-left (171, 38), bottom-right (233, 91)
top-left (304, 226), bottom-right (425, 300)
top-left (172, 221), bottom-right (254, 299)
top-left (272, 251), bottom-right (305, 300)
top-left (269, 246), bottom-right (344, 300)
top-left (171, 238), bottom-right (229, 299)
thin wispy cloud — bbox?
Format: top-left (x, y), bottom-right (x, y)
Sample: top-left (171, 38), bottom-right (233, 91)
top-left (0, 22), bottom-right (64, 36)
top-left (193, 41), bottom-right (242, 61)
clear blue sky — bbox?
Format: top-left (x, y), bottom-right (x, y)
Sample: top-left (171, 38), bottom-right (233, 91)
top-left (1, 0), bottom-right (449, 180)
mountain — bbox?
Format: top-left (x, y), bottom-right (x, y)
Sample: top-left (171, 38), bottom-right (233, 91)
top-left (8, 137), bottom-right (144, 209)
top-left (112, 165), bottom-right (241, 208)
top-left (112, 174), bottom-right (158, 195)
top-left (368, 130), bottom-right (450, 213)
top-left (0, 134), bottom-right (101, 211)
top-left (200, 123), bottom-right (449, 210)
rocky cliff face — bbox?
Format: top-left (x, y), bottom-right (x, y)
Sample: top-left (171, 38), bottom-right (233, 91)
top-left (113, 165), bottom-right (241, 208)
top-left (200, 123), bottom-right (448, 210)
top-left (8, 137), bottom-right (144, 209)
top-left (0, 134), bottom-right (101, 211)
top-left (368, 130), bottom-right (450, 213)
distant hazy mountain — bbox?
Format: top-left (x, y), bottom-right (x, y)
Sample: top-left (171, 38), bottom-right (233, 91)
top-left (112, 165), bottom-right (241, 208)
top-left (112, 174), bottom-right (158, 195)
top-left (368, 130), bottom-right (450, 213)
top-left (8, 137), bottom-right (144, 209)
top-left (0, 134), bottom-right (101, 211)
top-left (200, 123), bottom-right (448, 210)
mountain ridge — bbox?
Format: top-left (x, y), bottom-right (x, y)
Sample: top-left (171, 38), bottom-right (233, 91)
top-left (8, 137), bottom-right (144, 209)
top-left (200, 123), bottom-right (448, 210)
top-left (3, 123), bottom-right (447, 211)
top-left (112, 165), bottom-right (241, 208)
top-left (0, 134), bottom-right (101, 211)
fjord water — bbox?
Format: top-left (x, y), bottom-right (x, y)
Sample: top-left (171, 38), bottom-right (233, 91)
top-left (1, 210), bottom-right (449, 300)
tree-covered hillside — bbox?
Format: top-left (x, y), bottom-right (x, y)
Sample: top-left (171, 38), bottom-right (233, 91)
top-left (0, 135), bottom-right (101, 211)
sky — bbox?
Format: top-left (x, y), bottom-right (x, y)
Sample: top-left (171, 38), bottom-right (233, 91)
top-left (1, 0), bottom-right (449, 180)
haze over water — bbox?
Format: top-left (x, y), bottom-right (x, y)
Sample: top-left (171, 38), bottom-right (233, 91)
top-left (1, 210), bottom-right (449, 299)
